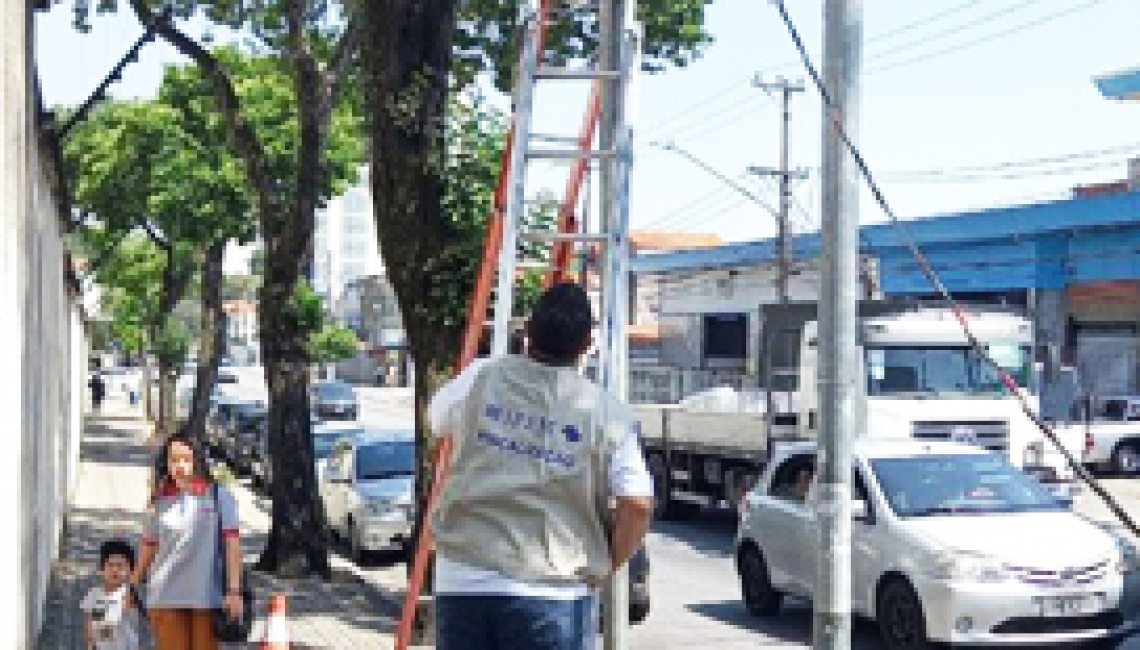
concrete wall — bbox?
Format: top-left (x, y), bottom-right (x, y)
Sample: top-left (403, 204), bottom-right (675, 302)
top-left (2, 3), bottom-right (87, 644)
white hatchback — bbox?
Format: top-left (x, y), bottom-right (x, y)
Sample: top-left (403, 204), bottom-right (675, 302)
top-left (736, 439), bottom-right (1139, 649)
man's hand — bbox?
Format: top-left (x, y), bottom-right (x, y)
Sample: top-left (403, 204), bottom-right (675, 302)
top-left (223, 592), bottom-right (243, 620)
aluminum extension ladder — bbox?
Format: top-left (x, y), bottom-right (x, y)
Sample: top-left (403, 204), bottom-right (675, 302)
top-left (394, 2), bottom-right (641, 649)
top-left (488, 2), bottom-right (643, 649)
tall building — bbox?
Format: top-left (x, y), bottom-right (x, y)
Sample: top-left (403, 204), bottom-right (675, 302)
top-left (314, 167), bottom-right (385, 312)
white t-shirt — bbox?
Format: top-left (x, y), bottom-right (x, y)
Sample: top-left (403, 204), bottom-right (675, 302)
top-left (80, 584), bottom-right (140, 650)
top-left (429, 357), bottom-right (653, 599)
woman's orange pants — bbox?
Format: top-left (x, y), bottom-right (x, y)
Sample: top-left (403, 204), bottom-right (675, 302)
top-left (149, 608), bottom-right (218, 650)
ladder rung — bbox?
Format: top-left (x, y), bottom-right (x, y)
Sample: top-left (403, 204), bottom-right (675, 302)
top-left (536, 68), bottom-right (621, 80)
top-left (525, 148), bottom-right (618, 160)
top-left (519, 232), bottom-right (610, 243)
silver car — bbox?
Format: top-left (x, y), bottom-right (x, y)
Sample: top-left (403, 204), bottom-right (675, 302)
top-left (320, 429), bottom-right (415, 562)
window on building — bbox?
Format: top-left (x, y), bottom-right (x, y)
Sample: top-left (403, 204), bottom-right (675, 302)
top-left (343, 216), bottom-right (369, 236)
top-left (344, 190), bottom-right (371, 215)
top-left (343, 262), bottom-right (366, 281)
top-left (343, 239), bottom-right (369, 257)
top-left (703, 313), bottom-right (747, 360)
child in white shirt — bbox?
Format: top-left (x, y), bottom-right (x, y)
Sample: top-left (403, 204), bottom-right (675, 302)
top-left (80, 539), bottom-right (141, 650)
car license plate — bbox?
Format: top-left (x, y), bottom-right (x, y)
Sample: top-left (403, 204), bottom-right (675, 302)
top-left (1032, 594), bottom-right (1103, 617)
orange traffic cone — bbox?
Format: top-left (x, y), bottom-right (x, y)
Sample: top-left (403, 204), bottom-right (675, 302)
top-left (260, 593), bottom-right (291, 649)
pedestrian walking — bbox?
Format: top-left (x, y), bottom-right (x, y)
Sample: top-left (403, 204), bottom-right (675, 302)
top-left (130, 431), bottom-right (245, 650)
top-left (429, 282), bottom-right (655, 650)
top-left (90, 372), bottom-right (106, 411)
top-left (81, 539), bottom-right (142, 650)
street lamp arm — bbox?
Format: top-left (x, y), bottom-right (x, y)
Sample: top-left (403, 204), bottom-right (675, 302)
top-left (650, 141), bottom-right (780, 220)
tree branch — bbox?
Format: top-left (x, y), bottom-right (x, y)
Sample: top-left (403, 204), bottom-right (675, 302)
top-left (140, 219), bottom-right (171, 251)
top-left (128, 0), bottom-right (279, 239)
top-left (288, 0), bottom-right (323, 267)
top-left (323, 15), bottom-right (360, 118)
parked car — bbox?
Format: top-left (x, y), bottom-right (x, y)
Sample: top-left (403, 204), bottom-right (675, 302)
top-left (320, 429), bottom-right (415, 562)
top-left (312, 381), bottom-right (359, 421)
top-left (205, 396), bottom-right (246, 455)
top-left (221, 400), bottom-right (267, 473)
top-left (736, 438), bottom-right (1139, 649)
top-left (252, 418), bottom-right (364, 492)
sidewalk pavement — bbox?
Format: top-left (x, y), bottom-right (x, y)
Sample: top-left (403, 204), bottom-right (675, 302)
top-left (36, 396), bottom-right (403, 649)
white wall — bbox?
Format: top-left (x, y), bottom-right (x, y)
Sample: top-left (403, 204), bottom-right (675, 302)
top-left (3, 6), bottom-right (87, 644)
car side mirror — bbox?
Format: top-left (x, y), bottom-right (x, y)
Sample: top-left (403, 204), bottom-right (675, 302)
top-left (852, 499), bottom-right (872, 524)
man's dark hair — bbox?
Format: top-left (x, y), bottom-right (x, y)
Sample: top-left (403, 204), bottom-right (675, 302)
top-left (527, 282), bottom-right (593, 365)
top-left (99, 538), bottom-right (135, 570)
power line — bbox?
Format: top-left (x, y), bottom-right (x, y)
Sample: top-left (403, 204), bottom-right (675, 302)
top-left (884, 142), bottom-right (1140, 176)
top-left (882, 158), bottom-right (1132, 183)
top-left (868, 0), bottom-right (1112, 74)
top-left (640, 180), bottom-right (742, 230)
top-left (771, 0), bottom-right (1140, 540)
top-left (639, 1), bottom-right (1012, 142)
top-left (867, 0), bottom-right (984, 42)
top-left (865, 0), bottom-right (1046, 65)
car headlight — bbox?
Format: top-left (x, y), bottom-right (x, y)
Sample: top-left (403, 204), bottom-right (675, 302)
top-left (928, 550), bottom-right (1010, 583)
top-left (362, 500), bottom-right (402, 519)
top-left (1113, 536), bottom-right (1140, 574)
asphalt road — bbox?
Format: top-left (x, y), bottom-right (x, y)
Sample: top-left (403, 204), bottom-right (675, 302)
top-left (333, 387), bottom-right (1140, 648)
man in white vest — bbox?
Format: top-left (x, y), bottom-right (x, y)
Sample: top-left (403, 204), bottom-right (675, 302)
top-left (429, 282), bottom-right (655, 650)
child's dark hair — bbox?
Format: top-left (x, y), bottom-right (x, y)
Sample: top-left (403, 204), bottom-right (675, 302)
top-left (99, 539), bottom-right (135, 570)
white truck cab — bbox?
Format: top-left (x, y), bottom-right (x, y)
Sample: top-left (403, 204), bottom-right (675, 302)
top-left (781, 305), bottom-right (1081, 497)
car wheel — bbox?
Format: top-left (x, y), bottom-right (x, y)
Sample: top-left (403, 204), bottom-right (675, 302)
top-left (629, 598), bottom-right (650, 624)
top-left (348, 520), bottom-right (365, 564)
top-left (877, 578), bottom-right (930, 650)
top-left (648, 455), bottom-right (691, 520)
top-left (1112, 442), bottom-right (1140, 475)
top-left (738, 545), bottom-right (781, 617)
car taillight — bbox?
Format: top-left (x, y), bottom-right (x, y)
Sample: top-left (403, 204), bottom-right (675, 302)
top-left (1086, 431), bottom-right (1095, 457)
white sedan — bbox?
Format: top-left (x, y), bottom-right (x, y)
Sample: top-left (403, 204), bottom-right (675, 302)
top-left (736, 438), bottom-right (1139, 649)
top-left (320, 429), bottom-right (416, 562)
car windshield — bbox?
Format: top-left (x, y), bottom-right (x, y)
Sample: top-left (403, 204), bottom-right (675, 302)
top-left (313, 429), bottom-right (359, 460)
top-left (870, 453), bottom-right (1064, 517)
top-left (316, 383), bottom-right (355, 400)
top-left (865, 344), bottom-right (1030, 398)
top-left (356, 440), bottom-right (415, 480)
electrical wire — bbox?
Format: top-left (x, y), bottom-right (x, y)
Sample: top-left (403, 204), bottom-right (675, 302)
top-left (882, 158), bottom-right (1133, 184)
top-left (641, 179), bottom-right (746, 230)
top-left (640, 1), bottom-right (1010, 142)
top-left (883, 142), bottom-right (1140, 178)
top-left (771, 0), bottom-right (1140, 538)
top-left (866, 0), bottom-right (984, 42)
top-left (865, 0), bottom-right (1046, 66)
top-left (868, 0), bottom-right (1112, 75)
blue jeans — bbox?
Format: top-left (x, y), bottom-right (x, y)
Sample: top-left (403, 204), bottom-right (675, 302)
top-left (436, 594), bottom-right (596, 650)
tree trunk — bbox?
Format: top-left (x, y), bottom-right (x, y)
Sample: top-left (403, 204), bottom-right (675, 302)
top-left (157, 363), bottom-right (177, 437)
top-left (187, 240), bottom-right (227, 443)
top-left (359, 1), bottom-right (460, 616)
top-left (253, 271), bottom-right (329, 579)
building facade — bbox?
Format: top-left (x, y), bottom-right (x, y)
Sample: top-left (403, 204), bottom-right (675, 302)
top-left (4, 5), bottom-right (90, 643)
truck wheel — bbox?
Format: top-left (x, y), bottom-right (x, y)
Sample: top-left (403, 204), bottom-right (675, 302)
top-left (648, 455), bottom-right (681, 520)
top-left (1112, 442), bottom-right (1140, 476)
top-left (738, 544), bottom-right (781, 617)
top-left (877, 577), bottom-right (931, 650)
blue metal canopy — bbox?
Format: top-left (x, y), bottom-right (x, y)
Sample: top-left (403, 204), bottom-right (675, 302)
top-left (632, 191), bottom-right (1140, 295)
top-left (1095, 68), bottom-right (1140, 101)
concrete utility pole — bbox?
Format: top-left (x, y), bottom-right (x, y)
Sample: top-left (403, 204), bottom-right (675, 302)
top-left (816, 0), bottom-right (862, 648)
top-left (751, 76), bottom-right (806, 304)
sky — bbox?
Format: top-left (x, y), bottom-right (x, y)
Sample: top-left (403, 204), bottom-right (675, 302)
top-left (34, 0), bottom-right (1140, 252)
